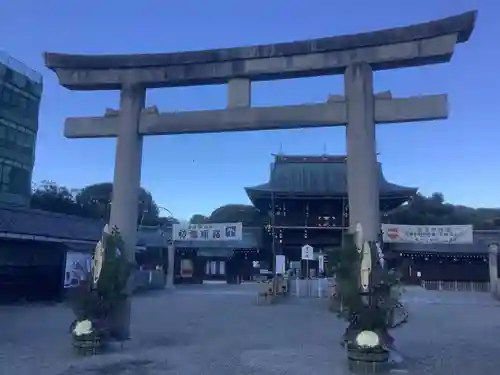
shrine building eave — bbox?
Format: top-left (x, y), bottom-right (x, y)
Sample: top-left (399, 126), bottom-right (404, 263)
top-left (44, 11), bottom-right (476, 90)
top-left (245, 154), bottom-right (417, 206)
top-left (245, 186), bottom-right (417, 205)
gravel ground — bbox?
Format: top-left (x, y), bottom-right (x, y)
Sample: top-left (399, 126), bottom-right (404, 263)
top-left (1, 283), bottom-right (500, 375)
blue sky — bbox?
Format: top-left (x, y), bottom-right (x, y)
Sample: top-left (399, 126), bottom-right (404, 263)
top-left (0, 0), bottom-right (497, 220)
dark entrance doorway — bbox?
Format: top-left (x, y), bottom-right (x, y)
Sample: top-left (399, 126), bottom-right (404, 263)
top-left (0, 239), bottom-right (65, 303)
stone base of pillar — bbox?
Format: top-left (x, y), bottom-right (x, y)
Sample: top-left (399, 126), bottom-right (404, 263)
top-left (109, 298), bottom-right (132, 342)
top-left (347, 345), bottom-right (390, 374)
top-left (347, 345), bottom-right (408, 374)
top-left (491, 279), bottom-right (500, 300)
top-left (164, 283), bottom-right (176, 291)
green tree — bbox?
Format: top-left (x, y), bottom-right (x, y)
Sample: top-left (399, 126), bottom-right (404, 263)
top-left (30, 180), bottom-right (84, 216)
top-left (203, 194), bottom-right (500, 230)
top-left (156, 216), bottom-right (179, 227)
top-left (75, 182), bottom-right (160, 225)
top-left (388, 192), bottom-right (500, 229)
top-left (189, 204), bottom-right (264, 226)
top-left (189, 214), bottom-right (209, 224)
top-left (209, 204), bottom-right (262, 226)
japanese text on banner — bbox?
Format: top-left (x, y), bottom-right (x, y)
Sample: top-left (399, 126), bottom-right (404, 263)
top-left (381, 224), bottom-right (473, 244)
top-left (173, 223), bottom-right (243, 242)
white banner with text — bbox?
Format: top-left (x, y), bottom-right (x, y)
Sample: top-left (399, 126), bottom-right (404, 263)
top-left (381, 224), bottom-right (473, 244)
top-left (173, 222), bottom-right (243, 242)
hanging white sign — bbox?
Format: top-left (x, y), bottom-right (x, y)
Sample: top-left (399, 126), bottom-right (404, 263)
top-left (275, 255), bottom-right (286, 275)
top-left (381, 224), bottom-right (473, 244)
top-left (318, 255), bottom-right (325, 273)
top-left (301, 244), bottom-right (314, 260)
top-left (173, 222), bottom-right (243, 242)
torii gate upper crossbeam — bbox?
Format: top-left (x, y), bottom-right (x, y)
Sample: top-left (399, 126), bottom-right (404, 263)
top-left (44, 12), bottom-right (476, 90)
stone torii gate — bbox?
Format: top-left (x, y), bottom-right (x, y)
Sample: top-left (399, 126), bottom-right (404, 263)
top-left (44, 11), bottom-right (476, 336)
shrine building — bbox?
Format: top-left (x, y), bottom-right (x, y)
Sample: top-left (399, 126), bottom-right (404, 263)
top-left (385, 231), bottom-right (497, 284)
top-left (245, 154), bottom-right (417, 270)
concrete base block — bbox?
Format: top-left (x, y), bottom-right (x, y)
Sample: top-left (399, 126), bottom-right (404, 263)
top-left (348, 359), bottom-right (391, 374)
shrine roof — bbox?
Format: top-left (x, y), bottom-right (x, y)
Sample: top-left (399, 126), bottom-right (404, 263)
top-left (245, 155), bottom-right (417, 199)
top-left (0, 206), bottom-right (262, 251)
top-left (390, 231), bottom-right (500, 255)
top-left (0, 206), bottom-right (163, 249)
top-left (0, 206), bottom-right (104, 242)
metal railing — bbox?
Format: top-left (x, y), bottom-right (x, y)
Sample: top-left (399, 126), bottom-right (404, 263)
top-left (421, 280), bottom-right (490, 293)
top-left (289, 278), bottom-right (492, 297)
top-left (287, 277), bottom-right (334, 298)
top-left (0, 51), bottom-right (42, 83)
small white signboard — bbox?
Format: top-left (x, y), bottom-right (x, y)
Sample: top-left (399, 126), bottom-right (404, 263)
top-left (301, 244), bottom-right (314, 260)
top-left (173, 222), bottom-right (243, 242)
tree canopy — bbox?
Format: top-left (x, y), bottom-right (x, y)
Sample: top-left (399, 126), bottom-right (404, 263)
top-left (30, 181), bottom-right (173, 226)
top-left (74, 182), bottom-right (160, 225)
top-left (31, 181), bottom-right (87, 217)
top-left (388, 193), bottom-right (500, 229)
top-left (189, 214), bottom-right (210, 224)
top-left (189, 204), bottom-right (262, 226)
top-left (30, 182), bottom-right (500, 230)
top-left (189, 194), bottom-right (500, 229)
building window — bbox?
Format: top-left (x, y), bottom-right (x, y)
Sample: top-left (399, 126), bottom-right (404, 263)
top-left (18, 96), bottom-right (28, 110)
top-left (10, 90), bottom-right (21, 108)
top-left (6, 127), bottom-right (16, 143)
top-left (0, 162), bottom-right (30, 195)
top-left (1, 87), bottom-right (12, 104)
top-left (0, 122), bottom-right (35, 155)
top-left (1, 85), bottom-right (39, 120)
top-left (27, 100), bottom-right (38, 116)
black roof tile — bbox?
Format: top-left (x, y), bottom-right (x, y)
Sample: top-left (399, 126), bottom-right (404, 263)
top-left (0, 206), bottom-right (263, 251)
top-left (0, 206), bottom-right (104, 241)
top-left (246, 155), bottom-right (417, 198)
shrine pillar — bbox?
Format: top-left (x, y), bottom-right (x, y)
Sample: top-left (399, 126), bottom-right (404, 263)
top-left (166, 244), bottom-right (175, 289)
top-left (108, 84), bottom-right (145, 338)
top-left (488, 243), bottom-right (499, 298)
top-left (345, 63), bottom-right (380, 241)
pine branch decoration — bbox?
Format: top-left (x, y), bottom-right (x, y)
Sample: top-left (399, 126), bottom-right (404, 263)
top-left (327, 233), bottom-right (408, 330)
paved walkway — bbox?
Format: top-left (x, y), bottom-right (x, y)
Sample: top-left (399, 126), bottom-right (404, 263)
top-left (1, 283), bottom-right (500, 375)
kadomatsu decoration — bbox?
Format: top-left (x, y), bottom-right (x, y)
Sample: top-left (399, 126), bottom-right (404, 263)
top-left (68, 225), bottom-right (133, 355)
top-left (327, 224), bottom-right (408, 369)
